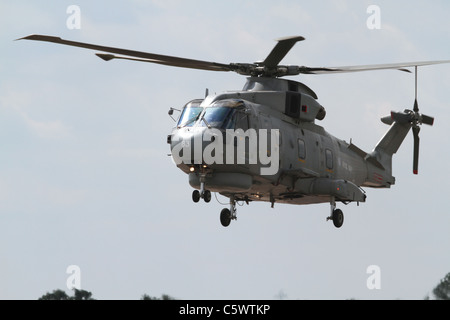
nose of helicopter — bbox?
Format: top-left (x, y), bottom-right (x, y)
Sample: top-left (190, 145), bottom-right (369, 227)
top-left (169, 127), bottom-right (220, 167)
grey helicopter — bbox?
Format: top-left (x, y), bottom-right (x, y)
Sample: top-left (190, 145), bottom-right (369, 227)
top-left (19, 35), bottom-right (450, 228)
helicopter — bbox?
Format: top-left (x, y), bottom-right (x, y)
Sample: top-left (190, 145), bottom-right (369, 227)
top-left (19, 34), bottom-right (450, 228)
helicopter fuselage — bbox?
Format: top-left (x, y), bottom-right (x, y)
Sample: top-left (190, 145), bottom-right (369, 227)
top-left (169, 77), bottom-right (396, 208)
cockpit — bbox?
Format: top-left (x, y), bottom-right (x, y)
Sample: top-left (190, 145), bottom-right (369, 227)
top-left (178, 99), bottom-right (249, 130)
top-left (177, 99), bottom-right (203, 128)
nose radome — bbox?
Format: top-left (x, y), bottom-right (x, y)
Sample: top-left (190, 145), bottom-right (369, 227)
top-left (170, 127), bottom-right (214, 165)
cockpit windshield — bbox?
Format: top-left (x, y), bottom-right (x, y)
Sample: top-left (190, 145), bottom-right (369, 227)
top-left (177, 100), bottom-right (203, 128)
top-left (199, 107), bottom-right (235, 129)
top-left (198, 99), bottom-right (245, 129)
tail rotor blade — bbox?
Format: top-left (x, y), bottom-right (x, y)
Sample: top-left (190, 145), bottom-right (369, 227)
top-left (412, 127), bottom-right (420, 175)
top-left (421, 114), bottom-right (435, 126)
top-left (414, 99), bottom-right (419, 113)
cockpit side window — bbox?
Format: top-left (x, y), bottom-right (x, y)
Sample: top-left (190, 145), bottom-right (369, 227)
top-left (177, 101), bottom-right (203, 128)
top-left (235, 112), bottom-right (249, 131)
top-left (222, 109), bottom-right (237, 129)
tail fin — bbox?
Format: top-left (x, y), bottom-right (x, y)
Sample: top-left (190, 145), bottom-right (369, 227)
top-left (370, 115), bottom-right (412, 175)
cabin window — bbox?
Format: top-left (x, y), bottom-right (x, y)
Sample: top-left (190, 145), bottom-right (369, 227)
top-left (325, 149), bottom-right (333, 169)
top-left (298, 139), bottom-right (306, 159)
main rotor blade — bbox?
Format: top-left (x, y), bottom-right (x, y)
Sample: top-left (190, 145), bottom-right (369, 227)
top-left (262, 36), bottom-right (305, 69)
top-left (95, 53), bottom-right (227, 71)
top-left (19, 34), bottom-right (232, 72)
top-left (303, 60), bottom-right (450, 74)
top-left (412, 127), bottom-right (420, 175)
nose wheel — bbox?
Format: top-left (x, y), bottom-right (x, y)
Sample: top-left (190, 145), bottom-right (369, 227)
top-left (192, 177), bottom-right (212, 203)
top-left (192, 189), bottom-right (211, 203)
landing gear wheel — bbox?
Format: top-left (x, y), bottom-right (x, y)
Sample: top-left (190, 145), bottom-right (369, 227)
top-left (332, 209), bottom-right (344, 228)
top-left (192, 190), bottom-right (200, 203)
top-left (220, 208), bottom-right (232, 227)
top-left (203, 190), bottom-right (211, 203)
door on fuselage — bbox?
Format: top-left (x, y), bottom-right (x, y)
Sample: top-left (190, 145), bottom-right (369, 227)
top-left (300, 130), bottom-right (323, 176)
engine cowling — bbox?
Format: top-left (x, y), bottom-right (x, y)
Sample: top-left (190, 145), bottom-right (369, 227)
top-left (285, 92), bottom-right (326, 122)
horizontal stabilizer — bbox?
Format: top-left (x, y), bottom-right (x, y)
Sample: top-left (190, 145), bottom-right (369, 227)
top-left (381, 115), bottom-right (394, 125)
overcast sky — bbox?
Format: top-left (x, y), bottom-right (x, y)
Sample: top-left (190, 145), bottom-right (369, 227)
top-left (1, 0), bottom-right (449, 300)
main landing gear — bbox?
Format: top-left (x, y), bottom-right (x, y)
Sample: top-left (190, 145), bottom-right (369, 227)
top-left (219, 196), bottom-right (237, 227)
top-left (191, 179), bottom-right (237, 227)
top-left (192, 189), bottom-right (237, 227)
top-left (327, 196), bottom-right (344, 228)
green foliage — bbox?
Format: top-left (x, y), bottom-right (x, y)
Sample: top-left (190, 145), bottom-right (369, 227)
top-left (432, 272), bottom-right (450, 300)
top-left (141, 293), bottom-right (175, 300)
top-left (38, 289), bottom-right (95, 300)
top-left (39, 289), bottom-right (70, 300)
top-left (39, 289), bottom-right (176, 300)
top-left (38, 274), bottom-right (450, 301)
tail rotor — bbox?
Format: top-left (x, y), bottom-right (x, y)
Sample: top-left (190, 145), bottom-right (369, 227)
top-left (390, 66), bottom-right (434, 175)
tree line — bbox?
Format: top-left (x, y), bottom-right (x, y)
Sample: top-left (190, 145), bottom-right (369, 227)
top-left (38, 272), bottom-right (450, 300)
top-left (38, 289), bottom-right (175, 300)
